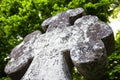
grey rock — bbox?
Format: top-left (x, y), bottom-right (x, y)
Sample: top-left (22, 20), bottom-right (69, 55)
top-left (70, 15), bottom-right (114, 80)
top-left (5, 30), bottom-right (41, 80)
top-left (74, 15), bottom-right (115, 56)
top-left (70, 41), bottom-right (108, 80)
top-left (41, 8), bottom-right (85, 32)
top-left (5, 8), bottom-right (114, 80)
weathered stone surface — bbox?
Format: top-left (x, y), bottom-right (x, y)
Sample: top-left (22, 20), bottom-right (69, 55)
top-left (5, 8), bottom-right (115, 80)
top-left (41, 8), bottom-right (85, 32)
top-left (74, 15), bottom-right (115, 56)
top-left (70, 41), bottom-right (108, 80)
top-left (5, 30), bottom-right (41, 80)
top-left (70, 15), bottom-right (114, 80)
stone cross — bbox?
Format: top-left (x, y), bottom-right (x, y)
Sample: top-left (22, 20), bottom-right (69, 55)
top-left (5, 8), bottom-right (114, 80)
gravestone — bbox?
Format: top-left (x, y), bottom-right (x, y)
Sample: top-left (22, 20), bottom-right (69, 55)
top-left (5, 8), bottom-right (115, 80)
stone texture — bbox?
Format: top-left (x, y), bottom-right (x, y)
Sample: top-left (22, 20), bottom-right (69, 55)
top-left (41, 8), bottom-right (85, 32)
top-left (5, 8), bottom-right (115, 80)
top-left (70, 15), bottom-right (115, 80)
top-left (5, 30), bottom-right (41, 80)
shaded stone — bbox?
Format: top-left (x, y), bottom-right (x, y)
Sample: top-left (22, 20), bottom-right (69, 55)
top-left (70, 41), bottom-right (108, 80)
top-left (101, 33), bottom-right (115, 56)
top-left (74, 15), bottom-right (115, 56)
top-left (4, 30), bottom-right (41, 80)
top-left (5, 8), bottom-right (115, 80)
top-left (41, 8), bottom-right (85, 32)
top-left (70, 15), bottom-right (114, 80)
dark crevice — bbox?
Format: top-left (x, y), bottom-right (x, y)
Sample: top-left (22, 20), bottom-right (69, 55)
top-left (69, 13), bottom-right (85, 25)
top-left (101, 33), bottom-right (115, 56)
top-left (62, 50), bottom-right (74, 76)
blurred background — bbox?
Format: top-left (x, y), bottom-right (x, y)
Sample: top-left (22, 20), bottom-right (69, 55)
top-left (0, 0), bottom-right (120, 80)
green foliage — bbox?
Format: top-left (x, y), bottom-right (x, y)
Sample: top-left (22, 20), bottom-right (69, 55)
top-left (0, 77), bottom-right (11, 80)
top-left (73, 68), bottom-right (85, 80)
top-left (52, 0), bottom-right (114, 22)
top-left (108, 31), bottom-right (120, 80)
top-left (0, 0), bottom-right (43, 78)
top-left (0, 0), bottom-right (120, 79)
top-left (0, 0), bottom-right (70, 78)
top-left (110, 0), bottom-right (120, 18)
